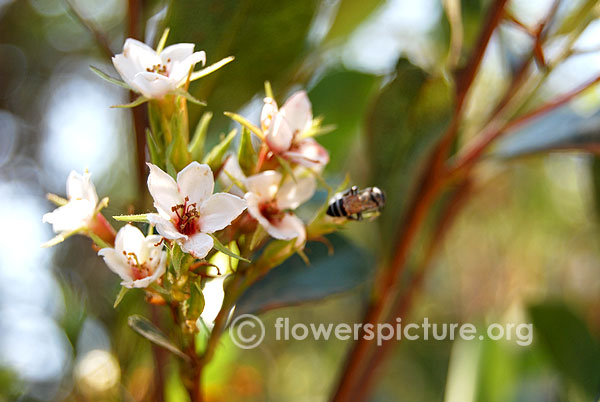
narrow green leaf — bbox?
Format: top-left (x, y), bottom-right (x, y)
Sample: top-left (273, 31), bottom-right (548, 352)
top-left (249, 225), bottom-right (267, 251)
top-left (111, 96), bottom-right (149, 109)
top-left (207, 234), bottom-right (250, 263)
top-left (183, 281), bottom-right (205, 320)
top-left (156, 27), bottom-right (170, 54)
top-left (90, 65), bottom-right (130, 90)
top-left (112, 214), bottom-right (149, 223)
top-left (127, 315), bottom-right (190, 361)
top-left (113, 287), bottom-right (129, 308)
top-left (238, 127), bottom-right (258, 176)
top-left (202, 129), bottom-right (237, 172)
top-left (264, 80), bottom-right (274, 99)
top-left (190, 56), bottom-right (235, 81)
top-left (47, 193), bottom-right (68, 206)
top-left (172, 88), bottom-right (206, 106)
top-left (224, 112), bottom-right (264, 140)
top-left (88, 232), bottom-right (111, 249)
top-left (188, 112), bottom-right (212, 161)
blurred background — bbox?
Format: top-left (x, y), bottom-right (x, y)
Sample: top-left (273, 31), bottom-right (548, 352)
top-left (1, 0), bottom-right (600, 400)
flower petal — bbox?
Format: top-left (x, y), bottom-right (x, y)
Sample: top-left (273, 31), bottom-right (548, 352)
top-left (264, 213), bottom-right (306, 246)
top-left (244, 170), bottom-right (281, 201)
top-left (160, 43), bottom-right (195, 63)
top-left (170, 51), bottom-right (207, 85)
top-left (260, 97), bottom-right (278, 132)
top-left (245, 192), bottom-right (273, 229)
top-left (112, 53), bottom-right (140, 89)
top-left (176, 162), bottom-right (214, 205)
top-left (276, 175), bottom-right (316, 210)
top-left (280, 90), bottom-right (312, 135)
top-left (132, 72), bottom-right (176, 99)
top-left (147, 163), bottom-right (182, 218)
top-left (200, 193), bottom-right (247, 233)
top-left (98, 248), bottom-right (133, 283)
top-left (283, 138), bottom-right (329, 171)
top-left (147, 213), bottom-right (186, 240)
top-left (180, 232), bottom-right (213, 259)
top-left (265, 112), bottom-right (293, 153)
top-left (114, 224), bottom-right (146, 256)
top-left (66, 171), bottom-right (98, 206)
top-left (122, 38), bottom-right (161, 72)
top-left (42, 199), bottom-right (95, 233)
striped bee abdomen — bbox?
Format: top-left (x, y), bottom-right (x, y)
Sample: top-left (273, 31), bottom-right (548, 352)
top-left (326, 198), bottom-right (347, 217)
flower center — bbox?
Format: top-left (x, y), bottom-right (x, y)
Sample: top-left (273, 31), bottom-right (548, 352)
top-left (123, 251), bottom-right (152, 280)
top-left (145, 59), bottom-right (171, 76)
top-left (172, 196), bottom-right (200, 236)
top-left (259, 200), bottom-right (285, 224)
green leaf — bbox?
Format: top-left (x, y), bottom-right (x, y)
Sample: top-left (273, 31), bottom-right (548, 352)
top-left (90, 65), bottom-right (130, 90)
top-left (166, 0), bottom-right (320, 130)
top-left (308, 69), bottom-right (381, 171)
top-left (202, 129), bottom-right (237, 172)
top-left (128, 315), bottom-right (190, 361)
top-left (88, 232), bottom-right (111, 249)
top-left (324, 0), bottom-right (384, 43)
top-left (190, 56), bottom-right (235, 81)
top-left (112, 213), bottom-right (149, 223)
top-left (183, 281), bottom-right (205, 321)
top-left (207, 234), bottom-right (250, 263)
top-left (188, 112), bottom-right (212, 161)
top-left (224, 112), bottom-right (264, 140)
top-left (172, 88), bottom-right (206, 106)
top-left (113, 286), bottom-right (129, 308)
top-left (366, 59), bottom-right (453, 247)
top-left (146, 128), bottom-right (162, 166)
top-left (111, 96), bottom-right (149, 109)
top-left (155, 27), bottom-right (170, 54)
top-left (238, 127), bottom-right (258, 176)
top-left (234, 234), bottom-right (373, 317)
top-left (528, 302), bottom-right (600, 398)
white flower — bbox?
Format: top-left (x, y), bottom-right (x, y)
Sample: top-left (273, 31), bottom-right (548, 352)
top-left (146, 162), bottom-right (247, 259)
top-left (218, 155), bottom-right (246, 198)
top-left (112, 38), bottom-right (206, 99)
top-left (261, 91), bottom-right (329, 171)
top-left (244, 170), bottom-right (316, 247)
top-left (43, 170), bottom-right (98, 235)
top-left (98, 224), bottom-right (166, 288)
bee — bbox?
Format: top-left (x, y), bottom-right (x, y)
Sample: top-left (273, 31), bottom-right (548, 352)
top-left (326, 186), bottom-right (386, 221)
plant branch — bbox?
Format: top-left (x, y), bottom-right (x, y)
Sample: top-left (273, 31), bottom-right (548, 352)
top-left (353, 180), bottom-right (474, 402)
top-left (330, 2), bottom-right (509, 400)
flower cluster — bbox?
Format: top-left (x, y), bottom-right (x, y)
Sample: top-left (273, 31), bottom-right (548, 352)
top-left (42, 35), bottom-right (336, 338)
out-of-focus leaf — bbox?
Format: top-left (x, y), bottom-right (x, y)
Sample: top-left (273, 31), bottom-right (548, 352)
top-left (189, 111), bottom-right (212, 162)
top-left (324, 0), bottom-right (384, 43)
top-left (492, 107), bottom-right (600, 158)
top-left (528, 302), bottom-right (600, 398)
top-left (128, 315), bottom-right (190, 361)
top-left (202, 129), bottom-right (237, 172)
top-left (233, 234), bottom-right (372, 317)
top-left (110, 96), bottom-right (148, 109)
top-left (366, 59), bottom-right (453, 244)
top-left (309, 69), bottom-right (381, 171)
top-left (166, 0), bottom-right (320, 129)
